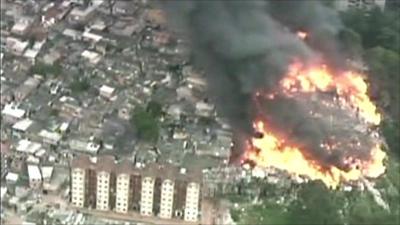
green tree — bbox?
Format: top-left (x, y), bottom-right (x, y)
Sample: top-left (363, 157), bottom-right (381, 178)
top-left (338, 28), bottom-right (363, 57)
top-left (347, 192), bottom-right (397, 225)
top-left (233, 202), bottom-right (290, 225)
top-left (364, 47), bottom-right (400, 119)
top-left (146, 100), bottom-right (163, 118)
top-left (382, 120), bottom-right (400, 158)
top-left (50, 108), bottom-right (59, 117)
top-left (69, 77), bottom-right (90, 93)
top-left (131, 107), bottom-right (159, 143)
top-left (287, 181), bottom-right (343, 225)
top-left (377, 27), bottom-right (400, 51)
top-left (341, 7), bottom-right (399, 52)
top-left (320, 0), bottom-right (336, 8)
top-left (30, 62), bottom-right (62, 77)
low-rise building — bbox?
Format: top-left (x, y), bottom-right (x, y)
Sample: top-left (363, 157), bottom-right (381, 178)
top-left (62, 28), bottom-right (82, 40)
top-left (6, 37), bottom-right (28, 56)
top-left (99, 85), bottom-right (115, 100)
top-left (11, 118), bottom-right (34, 139)
top-left (2, 104), bottom-right (26, 124)
top-left (68, 0), bottom-right (104, 23)
top-left (27, 164), bottom-right (42, 189)
top-left (81, 50), bottom-right (101, 64)
top-left (14, 77), bottom-right (41, 101)
top-left (38, 129), bottom-right (62, 146)
top-left (195, 101), bottom-right (215, 118)
top-left (82, 30), bottom-right (102, 43)
top-left (113, 1), bottom-right (136, 15)
top-left (6, 172), bottom-right (19, 185)
top-left (11, 19), bottom-right (31, 35)
top-left (41, 165), bottom-right (54, 184)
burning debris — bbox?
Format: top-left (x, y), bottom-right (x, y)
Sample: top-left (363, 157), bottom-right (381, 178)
top-left (160, 0), bottom-right (387, 188)
top-left (245, 63), bottom-right (386, 188)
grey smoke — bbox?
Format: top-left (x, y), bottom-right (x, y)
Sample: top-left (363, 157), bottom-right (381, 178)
top-left (159, 0), bottom-right (373, 168)
top-left (267, 1), bottom-right (345, 67)
top-left (160, 0), bottom-right (317, 131)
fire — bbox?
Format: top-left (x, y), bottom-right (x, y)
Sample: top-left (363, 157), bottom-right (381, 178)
top-left (246, 120), bottom-right (386, 188)
top-left (297, 31), bottom-right (308, 40)
top-left (281, 63), bottom-right (381, 125)
top-left (244, 62), bottom-right (386, 188)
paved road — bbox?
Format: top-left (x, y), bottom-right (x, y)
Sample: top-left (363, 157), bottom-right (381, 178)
top-left (75, 207), bottom-right (200, 225)
top-left (3, 193), bottom-right (200, 225)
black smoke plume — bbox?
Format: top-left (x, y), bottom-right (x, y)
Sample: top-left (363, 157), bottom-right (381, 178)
top-left (159, 0), bottom-right (376, 168)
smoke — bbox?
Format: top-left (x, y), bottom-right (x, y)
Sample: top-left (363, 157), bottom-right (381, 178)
top-left (160, 0), bottom-right (317, 131)
top-left (159, 0), bottom-right (360, 166)
top-left (267, 1), bottom-right (345, 68)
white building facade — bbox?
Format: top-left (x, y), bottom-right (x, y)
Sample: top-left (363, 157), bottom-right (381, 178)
top-left (96, 171), bottom-right (111, 211)
top-left (159, 179), bottom-right (175, 219)
top-left (71, 167), bottom-right (85, 207)
top-left (184, 182), bottom-right (201, 222)
top-left (70, 155), bottom-right (202, 221)
top-left (115, 173), bottom-right (130, 213)
top-left (140, 176), bottom-right (155, 216)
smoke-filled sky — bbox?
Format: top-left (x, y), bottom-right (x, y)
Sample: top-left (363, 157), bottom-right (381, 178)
top-left (159, 0), bottom-right (375, 168)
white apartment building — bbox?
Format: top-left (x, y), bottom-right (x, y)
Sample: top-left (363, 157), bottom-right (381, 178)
top-left (71, 167), bottom-right (85, 207)
top-left (71, 155), bottom-right (203, 221)
top-left (159, 179), bottom-right (175, 219)
top-left (140, 177), bottom-right (155, 216)
top-left (96, 171), bottom-right (111, 211)
top-left (115, 173), bottom-right (130, 213)
top-left (184, 182), bottom-right (201, 222)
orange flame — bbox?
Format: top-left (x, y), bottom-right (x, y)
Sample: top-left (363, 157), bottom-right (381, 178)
top-left (281, 63), bottom-right (381, 125)
top-left (245, 62), bottom-right (386, 188)
top-left (246, 120), bottom-right (386, 188)
top-left (297, 31), bottom-right (308, 40)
